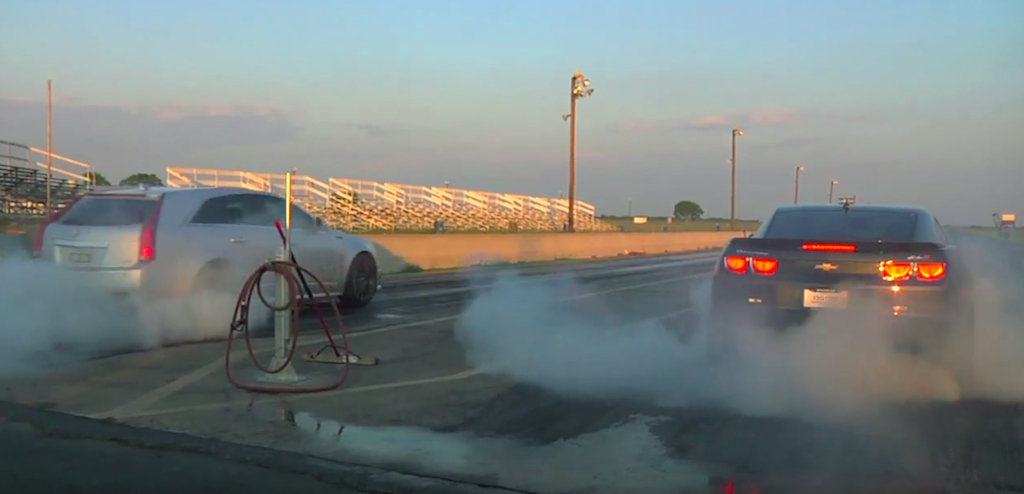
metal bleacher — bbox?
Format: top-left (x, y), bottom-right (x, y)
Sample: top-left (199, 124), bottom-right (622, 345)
top-left (1, 140), bottom-right (92, 217)
top-left (166, 167), bottom-right (616, 233)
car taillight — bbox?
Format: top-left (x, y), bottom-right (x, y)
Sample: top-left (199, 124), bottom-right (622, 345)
top-left (138, 197), bottom-right (164, 263)
top-left (751, 258), bottom-right (778, 275)
top-left (880, 261), bottom-right (947, 282)
top-left (32, 197), bottom-right (83, 257)
top-left (724, 256), bottom-right (749, 274)
top-left (33, 216), bottom-right (57, 257)
top-left (724, 256), bottom-right (778, 276)
top-left (802, 243), bottom-right (857, 252)
top-left (880, 261), bottom-right (913, 281)
top-left (916, 262), bottom-right (946, 281)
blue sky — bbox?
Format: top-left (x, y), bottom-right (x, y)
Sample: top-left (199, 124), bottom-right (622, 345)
top-left (1, 0), bottom-right (1022, 224)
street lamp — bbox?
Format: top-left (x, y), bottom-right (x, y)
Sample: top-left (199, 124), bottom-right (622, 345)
top-left (829, 179), bottom-right (839, 204)
top-left (730, 127), bottom-right (744, 230)
top-left (562, 69), bottom-right (594, 232)
top-left (794, 165), bottom-right (806, 204)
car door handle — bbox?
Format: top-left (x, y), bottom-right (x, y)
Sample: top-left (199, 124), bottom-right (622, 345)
top-left (230, 237), bottom-right (247, 244)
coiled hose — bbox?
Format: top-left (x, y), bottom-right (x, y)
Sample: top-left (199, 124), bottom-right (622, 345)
top-left (225, 259), bottom-right (353, 394)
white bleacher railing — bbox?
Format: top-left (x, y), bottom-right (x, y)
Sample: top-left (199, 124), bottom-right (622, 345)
top-left (165, 167), bottom-right (613, 232)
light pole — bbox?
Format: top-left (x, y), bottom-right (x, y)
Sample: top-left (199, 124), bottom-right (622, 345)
top-left (562, 69), bottom-right (594, 232)
top-left (829, 179), bottom-right (838, 204)
top-left (730, 127), bottom-right (744, 230)
top-left (46, 80), bottom-right (53, 214)
top-left (794, 165), bottom-right (806, 204)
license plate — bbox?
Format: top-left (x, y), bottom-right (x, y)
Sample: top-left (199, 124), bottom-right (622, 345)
top-left (67, 251), bottom-right (92, 263)
top-left (803, 289), bottom-right (848, 309)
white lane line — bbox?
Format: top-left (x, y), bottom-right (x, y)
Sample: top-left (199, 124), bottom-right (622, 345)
top-left (380, 255), bottom-right (717, 302)
top-left (94, 271), bottom-right (711, 420)
top-left (384, 251), bottom-right (718, 285)
top-left (301, 272), bottom-right (710, 347)
top-left (104, 302), bottom-right (702, 420)
top-left (111, 306), bottom-right (700, 420)
top-left (93, 359), bottom-right (226, 420)
top-left (106, 369), bottom-right (486, 420)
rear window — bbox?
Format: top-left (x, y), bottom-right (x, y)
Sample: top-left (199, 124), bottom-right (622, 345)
top-left (764, 209), bottom-right (919, 242)
top-left (59, 196), bottom-right (159, 226)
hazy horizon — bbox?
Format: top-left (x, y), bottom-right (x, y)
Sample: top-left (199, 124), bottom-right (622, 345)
top-left (1, 0), bottom-right (1021, 225)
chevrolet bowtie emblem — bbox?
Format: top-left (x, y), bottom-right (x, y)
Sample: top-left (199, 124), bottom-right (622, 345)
top-left (815, 263), bottom-right (838, 272)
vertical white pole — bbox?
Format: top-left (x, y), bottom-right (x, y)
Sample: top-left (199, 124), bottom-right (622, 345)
top-left (274, 171), bottom-right (294, 361)
top-left (261, 170), bottom-right (303, 383)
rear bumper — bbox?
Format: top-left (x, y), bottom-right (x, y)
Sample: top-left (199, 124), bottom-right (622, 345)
top-left (40, 261), bottom-right (189, 301)
top-left (709, 275), bottom-right (961, 334)
top-left (44, 264), bottom-right (148, 301)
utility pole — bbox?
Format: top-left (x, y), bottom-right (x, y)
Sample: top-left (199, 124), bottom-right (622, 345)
top-left (627, 198), bottom-right (632, 217)
top-left (794, 165), bottom-right (806, 204)
top-left (563, 69), bottom-right (594, 232)
top-left (829, 179), bottom-right (838, 204)
top-left (730, 127), bottom-right (744, 230)
top-left (46, 80), bottom-right (53, 214)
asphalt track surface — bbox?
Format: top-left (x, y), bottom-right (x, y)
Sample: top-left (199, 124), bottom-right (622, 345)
top-left (1, 243), bottom-right (1023, 494)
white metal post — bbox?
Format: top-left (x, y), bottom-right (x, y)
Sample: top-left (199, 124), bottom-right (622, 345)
top-left (260, 169), bottom-right (303, 383)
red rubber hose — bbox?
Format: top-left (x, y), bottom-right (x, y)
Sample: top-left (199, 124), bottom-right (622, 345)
top-left (224, 259), bottom-right (353, 394)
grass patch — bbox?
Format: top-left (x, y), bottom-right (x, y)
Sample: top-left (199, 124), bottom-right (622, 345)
top-left (396, 263), bottom-right (425, 274)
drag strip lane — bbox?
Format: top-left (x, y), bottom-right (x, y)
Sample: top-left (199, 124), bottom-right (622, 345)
top-left (87, 255), bottom-right (716, 421)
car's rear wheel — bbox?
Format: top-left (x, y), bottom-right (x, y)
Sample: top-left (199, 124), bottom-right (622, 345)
top-left (340, 252), bottom-right (378, 308)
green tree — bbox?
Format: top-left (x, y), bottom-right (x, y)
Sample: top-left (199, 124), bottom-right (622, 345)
top-left (84, 171), bottom-right (111, 186)
top-left (673, 200), bottom-right (704, 221)
top-left (119, 173), bottom-right (164, 187)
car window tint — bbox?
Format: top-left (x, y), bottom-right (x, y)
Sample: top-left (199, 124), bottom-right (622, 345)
top-left (60, 196), bottom-right (158, 226)
top-left (764, 210), bottom-right (919, 242)
top-left (191, 194), bottom-right (260, 225)
top-left (192, 194), bottom-right (317, 228)
top-left (258, 195), bottom-right (317, 229)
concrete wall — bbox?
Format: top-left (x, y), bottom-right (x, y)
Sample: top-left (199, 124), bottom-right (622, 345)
top-left (365, 232), bottom-right (740, 272)
top-left (0, 231), bottom-right (741, 272)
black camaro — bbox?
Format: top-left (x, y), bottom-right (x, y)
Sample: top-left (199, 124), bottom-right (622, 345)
top-left (707, 201), bottom-right (976, 378)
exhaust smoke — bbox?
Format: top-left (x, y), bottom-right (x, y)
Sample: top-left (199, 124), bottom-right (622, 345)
top-left (291, 411), bottom-right (715, 494)
top-left (956, 235), bottom-right (1024, 400)
top-left (454, 240), bottom-right (1024, 422)
top-left (0, 253), bottom-right (267, 376)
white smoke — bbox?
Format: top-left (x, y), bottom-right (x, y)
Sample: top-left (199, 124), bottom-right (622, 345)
top-left (290, 412), bottom-right (715, 494)
top-left (956, 237), bottom-right (1024, 400)
top-left (0, 252), bottom-right (269, 376)
top-left (453, 238), bottom-right (1024, 422)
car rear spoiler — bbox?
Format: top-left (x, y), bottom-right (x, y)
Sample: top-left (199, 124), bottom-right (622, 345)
top-left (727, 237), bottom-right (945, 253)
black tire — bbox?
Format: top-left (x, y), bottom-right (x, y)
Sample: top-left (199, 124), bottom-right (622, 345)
top-left (340, 252), bottom-right (378, 308)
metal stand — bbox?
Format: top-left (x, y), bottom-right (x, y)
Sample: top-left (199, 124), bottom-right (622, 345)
top-left (257, 170), bottom-right (307, 384)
